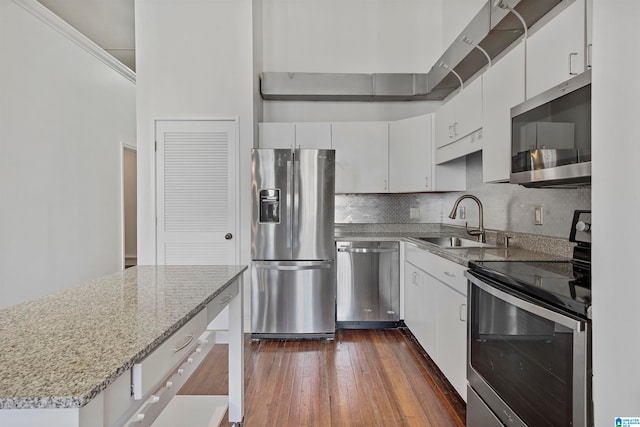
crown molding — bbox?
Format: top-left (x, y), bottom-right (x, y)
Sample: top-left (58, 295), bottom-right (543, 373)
top-left (13, 0), bottom-right (136, 84)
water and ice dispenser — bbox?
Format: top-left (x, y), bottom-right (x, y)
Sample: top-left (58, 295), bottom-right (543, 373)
top-left (259, 189), bottom-right (280, 223)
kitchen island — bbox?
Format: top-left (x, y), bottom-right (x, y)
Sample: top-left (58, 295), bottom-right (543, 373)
top-left (0, 265), bottom-right (246, 426)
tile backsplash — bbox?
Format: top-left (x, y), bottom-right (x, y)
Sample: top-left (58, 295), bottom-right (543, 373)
top-left (335, 152), bottom-right (591, 238)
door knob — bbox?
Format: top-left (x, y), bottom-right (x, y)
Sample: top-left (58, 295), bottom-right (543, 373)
top-left (225, 233), bottom-right (233, 240)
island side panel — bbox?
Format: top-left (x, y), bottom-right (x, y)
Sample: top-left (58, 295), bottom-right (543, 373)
top-left (228, 275), bottom-right (244, 423)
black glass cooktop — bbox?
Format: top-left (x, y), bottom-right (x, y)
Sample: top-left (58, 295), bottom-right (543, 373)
top-left (469, 260), bottom-right (591, 319)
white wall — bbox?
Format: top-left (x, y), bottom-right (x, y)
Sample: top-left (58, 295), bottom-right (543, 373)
top-left (135, 0), bottom-right (257, 325)
top-left (263, 0), bottom-right (442, 73)
top-left (0, 0), bottom-right (136, 309)
top-left (591, 0), bottom-right (640, 423)
top-left (261, 0), bottom-right (443, 122)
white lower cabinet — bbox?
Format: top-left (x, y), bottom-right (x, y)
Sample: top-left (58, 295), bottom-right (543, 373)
top-left (404, 261), bottom-right (437, 356)
top-left (403, 243), bottom-right (468, 402)
top-left (435, 280), bottom-right (467, 401)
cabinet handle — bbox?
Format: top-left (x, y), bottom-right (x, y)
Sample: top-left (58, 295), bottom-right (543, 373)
top-left (384, 179), bottom-right (388, 191)
top-left (412, 271), bottom-right (418, 284)
top-left (568, 52), bottom-right (579, 75)
top-left (444, 271), bottom-right (456, 277)
top-left (219, 294), bottom-right (232, 305)
top-left (459, 304), bottom-right (467, 321)
top-left (448, 125), bottom-right (454, 138)
top-left (173, 333), bottom-right (194, 353)
top-left (587, 44), bottom-right (593, 69)
top-left (453, 122), bottom-right (459, 137)
top-left (425, 176), bottom-right (429, 188)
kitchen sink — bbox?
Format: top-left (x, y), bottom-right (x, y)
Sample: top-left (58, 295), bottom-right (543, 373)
top-left (417, 236), bottom-right (497, 249)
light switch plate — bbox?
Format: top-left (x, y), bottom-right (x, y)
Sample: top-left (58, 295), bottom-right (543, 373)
top-left (535, 206), bottom-right (544, 225)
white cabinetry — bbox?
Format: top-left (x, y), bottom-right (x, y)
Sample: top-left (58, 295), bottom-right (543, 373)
top-left (526, 0), bottom-right (586, 97)
top-left (404, 260), bottom-right (437, 356)
top-left (482, 43), bottom-right (525, 183)
top-left (389, 114), bottom-right (433, 192)
top-left (332, 121), bottom-right (389, 193)
top-left (404, 243), bottom-right (468, 401)
top-left (258, 122), bottom-right (295, 149)
top-left (435, 76), bottom-right (483, 164)
top-left (259, 122), bottom-right (331, 149)
top-left (435, 279), bottom-right (467, 401)
top-left (295, 122), bottom-right (332, 149)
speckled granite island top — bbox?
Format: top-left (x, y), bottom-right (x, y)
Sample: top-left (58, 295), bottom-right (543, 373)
top-left (0, 265), bottom-right (246, 410)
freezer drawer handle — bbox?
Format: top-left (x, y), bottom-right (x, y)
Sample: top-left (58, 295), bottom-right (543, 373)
top-left (337, 248), bottom-right (398, 253)
top-left (255, 263), bottom-right (332, 271)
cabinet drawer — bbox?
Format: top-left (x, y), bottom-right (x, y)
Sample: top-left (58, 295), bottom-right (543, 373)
top-left (207, 280), bottom-right (239, 323)
top-left (132, 310), bottom-right (207, 400)
top-left (405, 244), bottom-right (467, 295)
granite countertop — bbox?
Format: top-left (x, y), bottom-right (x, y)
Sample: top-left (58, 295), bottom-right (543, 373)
top-left (335, 223), bottom-right (572, 265)
top-left (0, 265), bottom-right (247, 410)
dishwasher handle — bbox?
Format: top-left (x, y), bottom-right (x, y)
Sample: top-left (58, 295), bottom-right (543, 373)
top-left (337, 247), bottom-right (399, 254)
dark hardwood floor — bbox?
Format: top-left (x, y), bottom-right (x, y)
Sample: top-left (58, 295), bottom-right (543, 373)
top-left (179, 328), bottom-right (466, 426)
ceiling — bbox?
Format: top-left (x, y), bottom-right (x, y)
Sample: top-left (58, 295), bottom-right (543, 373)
top-left (38, 0), bottom-right (136, 71)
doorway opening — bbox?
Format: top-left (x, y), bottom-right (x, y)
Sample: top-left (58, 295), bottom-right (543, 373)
top-left (122, 144), bottom-right (137, 268)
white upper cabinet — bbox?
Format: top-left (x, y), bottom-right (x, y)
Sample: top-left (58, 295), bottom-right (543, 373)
top-left (259, 122), bottom-right (331, 149)
top-left (294, 122), bottom-right (332, 149)
top-left (435, 76), bottom-right (483, 164)
top-left (389, 114), bottom-right (433, 193)
top-left (482, 43), bottom-right (525, 183)
top-left (586, 0), bottom-right (593, 69)
top-left (332, 122), bottom-right (389, 194)
top-left (441, 0), bottom-right (487, 50)
top-left (526, 0), bottom-right (587, 97)
top-left (258, 122), bottom-right (295, 149)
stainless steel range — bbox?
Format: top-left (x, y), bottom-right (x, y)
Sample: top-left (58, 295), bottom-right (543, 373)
top-left (465, 210), bottom-right (592, 427)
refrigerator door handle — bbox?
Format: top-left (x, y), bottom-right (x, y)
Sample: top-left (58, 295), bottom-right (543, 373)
top-left (293, 155), bottom-right (300, 249)
top-left (254, 261), bottom-right (332, 271)
top-left (286, 159), bottom-right (293, 248)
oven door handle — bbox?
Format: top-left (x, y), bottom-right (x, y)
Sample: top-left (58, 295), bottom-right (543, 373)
top-left (465, 271), bottom-right (586, 331)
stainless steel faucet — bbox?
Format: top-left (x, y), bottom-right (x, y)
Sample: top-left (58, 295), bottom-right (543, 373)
top-left (448, 194), bottom-right (485, 243)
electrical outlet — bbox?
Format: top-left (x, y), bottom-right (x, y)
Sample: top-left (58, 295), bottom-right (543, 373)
top-left (459, 206), bottom-right (466, 219)
top-left (535, 206), bottom-right (544, 225)
top-left (410, 207), bottom-right (420, 219)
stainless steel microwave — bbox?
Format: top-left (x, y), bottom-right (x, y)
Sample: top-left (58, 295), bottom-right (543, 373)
top-left (510, 70), bottom-right (591, 188)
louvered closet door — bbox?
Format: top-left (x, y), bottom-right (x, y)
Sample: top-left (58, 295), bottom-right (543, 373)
top-left (156, 120), bottom-right (238, 265)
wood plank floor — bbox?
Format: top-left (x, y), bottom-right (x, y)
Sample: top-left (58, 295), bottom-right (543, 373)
top-left (179, 328), bottom-right (466, 426)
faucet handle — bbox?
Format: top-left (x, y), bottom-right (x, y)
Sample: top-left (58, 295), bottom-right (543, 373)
top-left (465, 223), bottom-right (486, 243)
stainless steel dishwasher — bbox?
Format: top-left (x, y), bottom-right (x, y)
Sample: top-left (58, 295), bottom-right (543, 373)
top-left (336, 241), bottom-right (400, 328)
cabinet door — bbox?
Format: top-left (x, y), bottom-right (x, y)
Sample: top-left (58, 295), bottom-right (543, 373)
top-left (295, 122), bottom-right (332, 149)
top-left (482, 43), bottom-right (525, 183)
top-left (434, 77), bottom-right (483, 158)
top-left (526, 0), bottom-right (586, 97)
top-left (404, 261), bottom-right (437, 358)
top-left (435, 99), bottom-right (455, 149)
top-left (455, 76), bottom-right (483, 140)
top-left (258, 122), bottom-right (295, 149)
top-left (586, 0), bottom-right (593, 69)
top-left (331, 122), bottom-right (389, 193)
top-left (404, 261), bottom-right (422, 335)
top-left (389, 114), bottom-right (433, 192)
top-left (435, 281), bottom-right (467, 402)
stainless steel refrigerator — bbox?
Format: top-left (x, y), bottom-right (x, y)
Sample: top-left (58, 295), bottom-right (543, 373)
top-left (251, 148), bottom-right (336, 338)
